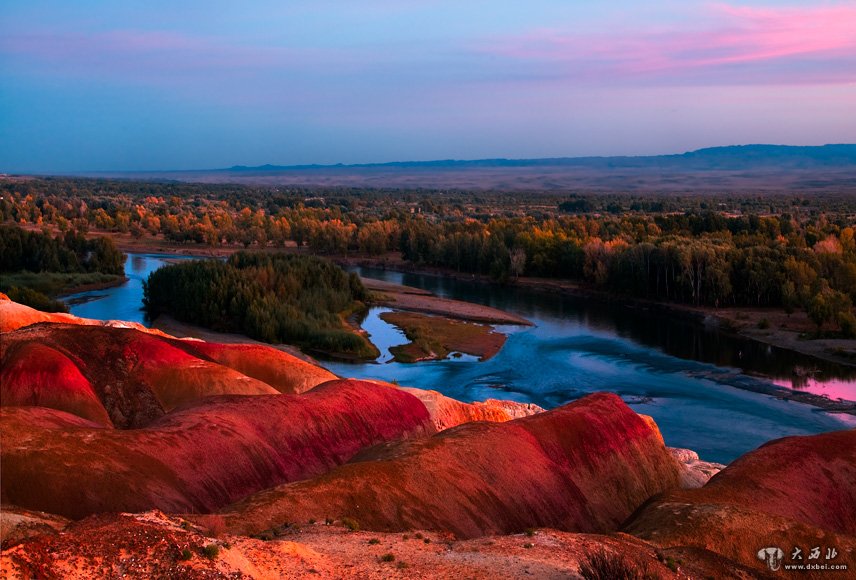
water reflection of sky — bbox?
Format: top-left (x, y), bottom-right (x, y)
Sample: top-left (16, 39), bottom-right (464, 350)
top-left (67, 253), bottom-right (196, 325)
top-left (771, 377), bottom-right (856, 402)
top-left (360, 307), bottom-right (408, 363)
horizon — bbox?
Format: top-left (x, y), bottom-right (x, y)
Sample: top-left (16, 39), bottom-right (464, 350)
top-left (2, 1), bottom-right (856, 173)
top-left (7, 142), bottom-right (856, 176)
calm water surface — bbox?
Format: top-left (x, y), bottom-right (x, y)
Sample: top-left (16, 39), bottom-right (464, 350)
top-left (69, 254), bottom-right (856, 463)
top-left (66, 253), bottom-right (196, 324)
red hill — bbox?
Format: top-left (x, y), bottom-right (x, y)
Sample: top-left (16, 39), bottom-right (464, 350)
top-left (222, 392), bottom-right (682, 539)
top-left (625, 428), bottom-right (856, 575)
top-left (0, 380), bottom-right (434, 519)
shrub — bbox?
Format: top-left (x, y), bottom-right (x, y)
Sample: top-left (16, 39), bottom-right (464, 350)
top-left (379, 553), bottom-right (395, 562)
top-left (838, 311), bottom-right (856, 338)
top-left (3, 286), bottom-right (68, 313)
top-left (523, 543), bottom-right (534, 549)
top-left (178, 549), bottom-right (192, 561)
top-left (341, 517), bottom-right (359, 531)
top-left (368, 538), bottom-right (380, 545)
top-left (757, 317), bottom-right (770, 329)
top-left (578, 550), bottom-right (644, 580)
top-left (195, 514), bottom-right (226, 538)
top-left (665, 557), bottom-right (678, 572)
top-left (202, 544), bottom-right (220, 560)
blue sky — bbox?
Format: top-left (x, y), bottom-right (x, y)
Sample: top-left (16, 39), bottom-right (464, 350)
top-left (1, 1), bottom-right (855, 171)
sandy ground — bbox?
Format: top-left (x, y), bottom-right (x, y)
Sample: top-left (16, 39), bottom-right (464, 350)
top-left (364, 277), bottom-right (531, 326)
top-left (1, 510), bottom-right (754, 579)
top-left (704, 307), bottom-right (856, 366)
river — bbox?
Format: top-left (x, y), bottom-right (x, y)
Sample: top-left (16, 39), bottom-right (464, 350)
top-left (68, 253), bottom-right (856, 464)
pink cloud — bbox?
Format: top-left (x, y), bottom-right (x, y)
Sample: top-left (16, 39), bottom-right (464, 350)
top-left (477, 3), bottom-right (856, 85)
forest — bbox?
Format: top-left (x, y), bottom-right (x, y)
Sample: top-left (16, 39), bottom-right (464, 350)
top-left (143, 252), bottom-right (376, 358)
top-left (3, 177), bottom-right (855, 335)
top-left (0, 224), bottom-right (125, 312)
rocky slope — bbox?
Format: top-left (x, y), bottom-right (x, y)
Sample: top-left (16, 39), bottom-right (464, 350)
top-left (0, 323), bottom-right (336, 428)
top-left (625, 428), bottom-right (856, 576)
top-left (0, 380), bottom-right (434, 519)
top-left (221, 393), bottom-right (682, 539)
top-left (400, 384), bottom-right (544, 429)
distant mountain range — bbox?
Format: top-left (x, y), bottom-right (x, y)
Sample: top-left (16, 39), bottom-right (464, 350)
top-left (46, 144), bottom-right (856, 192)
top-left (227, 145), bottom-right (856, 173)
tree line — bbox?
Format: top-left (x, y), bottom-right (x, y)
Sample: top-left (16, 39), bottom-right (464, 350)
top-left (143, 253), bottom-right (376, 358)
top-left (4, 177), bottom-right (855, 335)
top-left (0, 225), bottom-right (125, 312)
top-left (0, 224), bottom-right (124, 275)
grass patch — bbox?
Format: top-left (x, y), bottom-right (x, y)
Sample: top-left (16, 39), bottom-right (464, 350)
top-left (578, 549), bottom-right (645, 580)
top-left (381, 311), bottom-right (505, 362)
top-left (0, 271), bottom-right (124, 297)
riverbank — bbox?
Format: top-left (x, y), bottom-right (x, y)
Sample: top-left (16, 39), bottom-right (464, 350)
top-left (362, 277), bottom-right (531, 326)
top-left (58, 275), bottom-right (129, 296)
top-left (41, 228), bottom-right (855, 370)
top-left (0, 271), bottom-right (127, 298)
top-left (340, 254), bottom-right (856, 370)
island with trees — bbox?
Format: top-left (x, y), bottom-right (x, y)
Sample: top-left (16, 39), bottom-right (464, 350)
top-left (143, 252), bottom-right (378, 360)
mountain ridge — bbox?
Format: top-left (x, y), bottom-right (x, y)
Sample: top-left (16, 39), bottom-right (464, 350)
top-left (226, 144), bottom-right (856, 172)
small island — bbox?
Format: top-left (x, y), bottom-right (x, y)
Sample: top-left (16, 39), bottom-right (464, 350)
top-left (381, 311), bottom-right (507, 362)
top-left (143, 252), bottom-right (379, 360)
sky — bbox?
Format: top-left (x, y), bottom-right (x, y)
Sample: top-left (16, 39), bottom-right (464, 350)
top-left (1, 1), bottom-right (855, 172)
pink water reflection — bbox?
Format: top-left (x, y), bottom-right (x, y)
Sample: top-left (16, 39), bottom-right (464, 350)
top-left (772, 377), bottom-right (856, 403)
